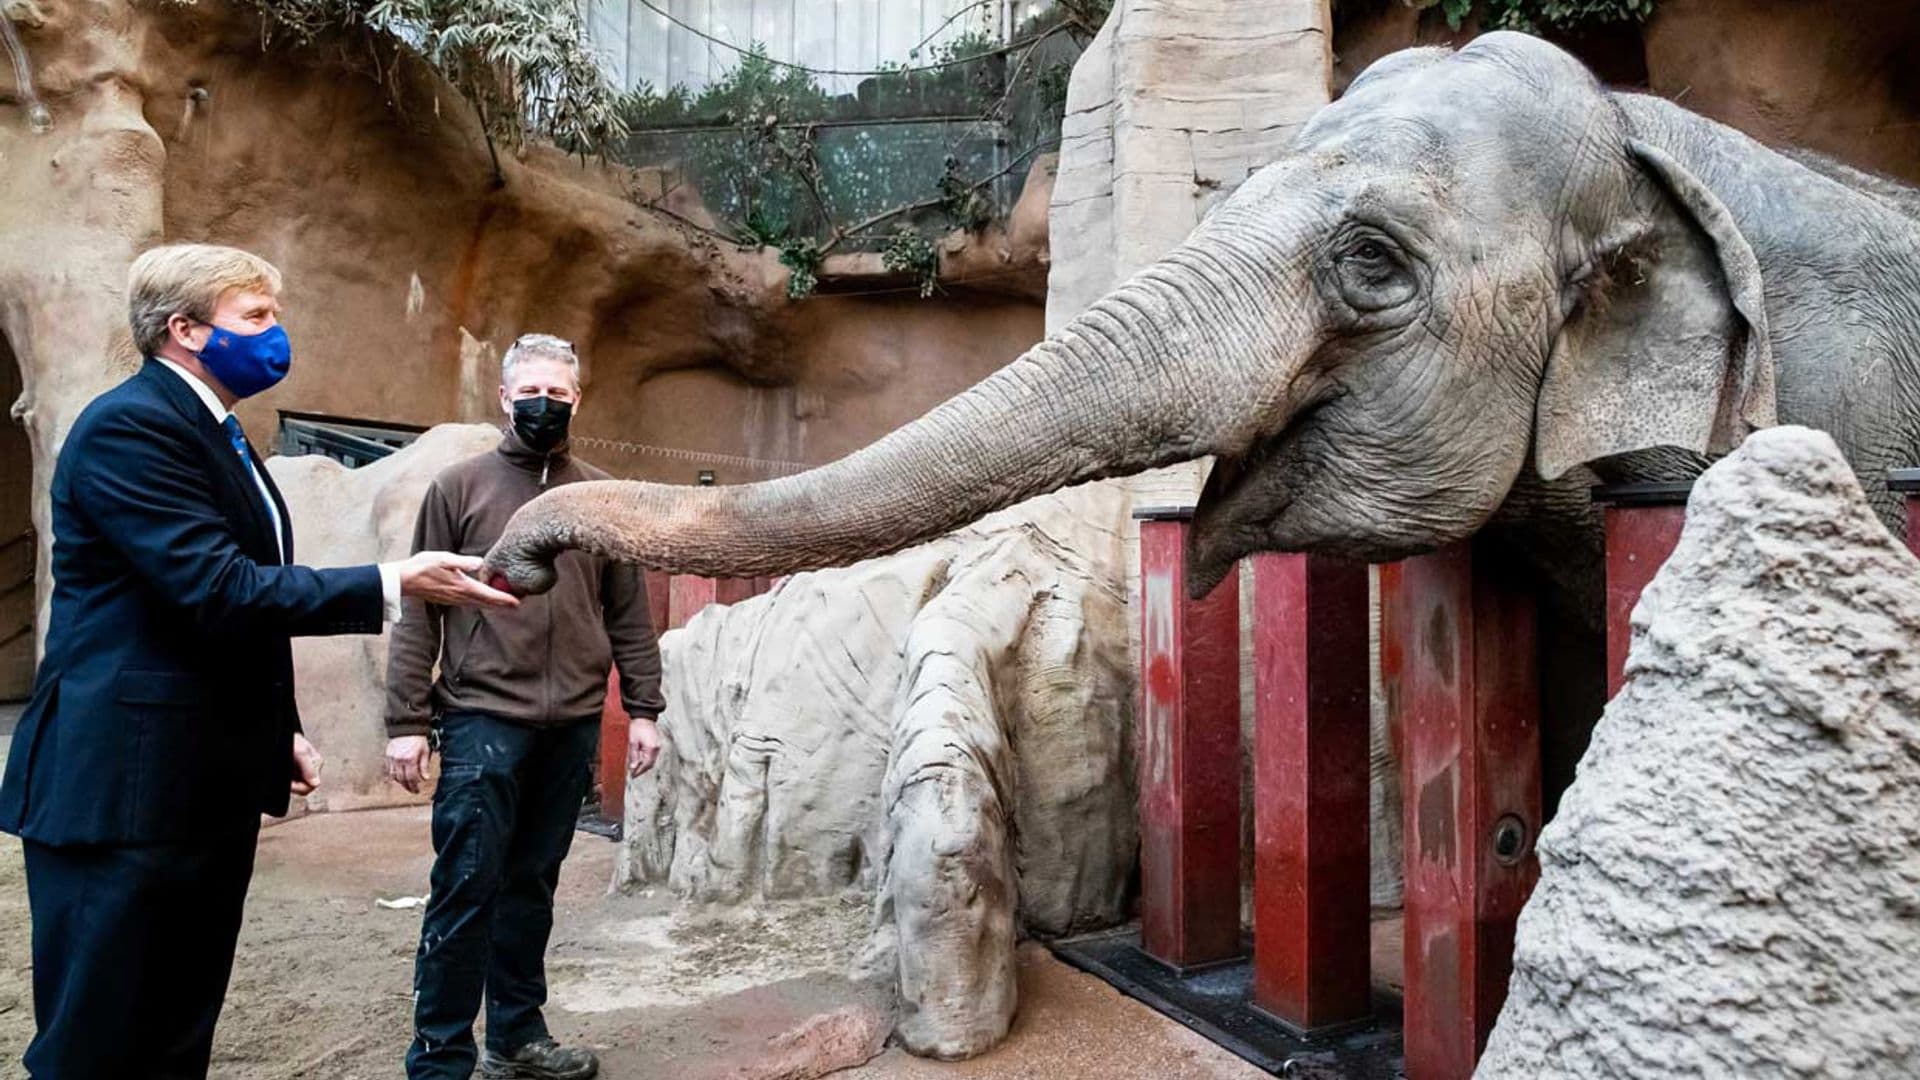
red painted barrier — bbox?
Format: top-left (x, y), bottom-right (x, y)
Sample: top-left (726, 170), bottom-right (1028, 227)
top-left (667, 574), bottom-right (761, 630)
top-left (1380, 543), bottom-right (1542, 1080)
top-left (1135, 507), bottom-right (1243, 971)
top-left (644, 568), bottom-right (671, 637)
top-left (1594, 482), bottom-right (1692, 698)
top-left (1249, 553), bottom-right (1372, 1033)
top-left (598, 667), bottom-right (630, 820)
top-left (598, 570), bottom-right (676, 820)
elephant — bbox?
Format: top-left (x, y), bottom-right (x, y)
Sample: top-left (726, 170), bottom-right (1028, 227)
top-left (487, 32), bottom-right (1920, 792)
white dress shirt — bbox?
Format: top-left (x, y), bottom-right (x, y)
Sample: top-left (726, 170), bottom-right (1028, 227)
top-left (155, 358), bottom-right (403, 622)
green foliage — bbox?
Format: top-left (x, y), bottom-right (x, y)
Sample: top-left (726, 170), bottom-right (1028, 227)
top-left (621, 43), bottom-right (829, 128)
top-left (1407, 0), bottom-right (1655, 31)
top-left (1037, 61), bottom-right (1073, 114)
top-left (734, 206), bottom-right (792, 249)
top-left (937, 156), bottom-right (994, 232)
top-left (777, 239), bottom-right (822, 299)
top-left (1482, 0), bottom-right (1654, 31)
top-left (618, 81), bottom-right (694, 127)
top-left (881, 227), bottom-right (942, 298)
top-left (244, 0), bottom-right (626, 155)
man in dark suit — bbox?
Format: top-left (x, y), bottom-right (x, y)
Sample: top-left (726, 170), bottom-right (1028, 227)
top-left (0, 242), bottom-right (519, 1079)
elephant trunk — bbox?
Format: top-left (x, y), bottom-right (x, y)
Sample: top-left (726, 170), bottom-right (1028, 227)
top-left (486, 231), bottom-right (1311, 592)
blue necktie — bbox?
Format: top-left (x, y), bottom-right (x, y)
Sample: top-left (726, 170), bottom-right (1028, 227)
top-left (222, 415), bottom-right (281, 559)
top-left (220, 414), bottom-right (250, 466)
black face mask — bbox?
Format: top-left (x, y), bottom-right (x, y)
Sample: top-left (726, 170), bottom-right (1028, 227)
top-left (512, 395), bottom-right (572, 453)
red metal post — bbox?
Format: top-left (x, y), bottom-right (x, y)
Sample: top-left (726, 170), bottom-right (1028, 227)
top-left (598, 667), bottom-right (630, 819)
top-left (1594, 483), bottom-right (1692, 698)
top-left (1379, 542), bottom-right (1542, 1080)
top-left (644, 569), bottom-right (672, 637)
top-left (1135, 507), bottom-right (1243, 971)
top-left (667, 575), bottom-right (760, 630)
top-left (1249, 553), bottom-right (1372, 1032)
top-left (1893, 469), bottom-right (1920, 558)
top-left (599, 569), bottom-right (675, 820)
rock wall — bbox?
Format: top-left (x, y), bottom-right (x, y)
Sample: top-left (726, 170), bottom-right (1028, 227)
top-left (1478, 426), bottom-right (1920, 1078)
top-left (1, 0), bottom-right (162, 653)
top-left (1643, 0), bottom-right (1920, 186)
top-left (137, 0), bottom-right (1052, 485)
top-left (1332, 0), bottom-right (1920, 183)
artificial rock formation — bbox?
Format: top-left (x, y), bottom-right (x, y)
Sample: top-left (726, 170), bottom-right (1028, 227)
top-left (619, 492), bottom-right (1135, 1059)
top-left (1478, 426), bottom-right (1920, 1078)
top-left (267, 423), bottom-right (499, 810)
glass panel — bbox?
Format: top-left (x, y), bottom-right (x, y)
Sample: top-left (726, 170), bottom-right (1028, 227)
top-left (667, 0), bottom-right (701, 91)
top-left (751, 0), bottom-right (796, 62)
top-left (793, 0), bottom-right (838, 95)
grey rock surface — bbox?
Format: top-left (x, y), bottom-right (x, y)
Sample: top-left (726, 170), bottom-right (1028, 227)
top-left (1478, 426), bottom-right (1920, 1078)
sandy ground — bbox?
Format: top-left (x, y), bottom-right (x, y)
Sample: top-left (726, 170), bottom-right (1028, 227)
top-left (0, 804), bottom-right (1269, 1079)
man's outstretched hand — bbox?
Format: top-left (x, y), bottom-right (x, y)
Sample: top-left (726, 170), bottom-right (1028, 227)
top-left (400, 551), bottom-right (520, 609)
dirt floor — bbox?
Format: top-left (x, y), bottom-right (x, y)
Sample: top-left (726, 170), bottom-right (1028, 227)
top-left (0, 801), bottom-right (1272, 1079)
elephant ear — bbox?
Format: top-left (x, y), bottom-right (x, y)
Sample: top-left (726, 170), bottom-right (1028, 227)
top-left (1533, 139), bottom-right (1775, 481)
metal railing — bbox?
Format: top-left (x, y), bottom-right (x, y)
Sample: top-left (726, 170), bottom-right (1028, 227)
top-left (278, 413), bottom-right (426, 470)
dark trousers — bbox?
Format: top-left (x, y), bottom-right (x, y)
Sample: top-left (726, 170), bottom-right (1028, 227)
top-left (407, 710), bottom-right (599, 1080)
top-left (21, 826), bottom-right (260, 1079)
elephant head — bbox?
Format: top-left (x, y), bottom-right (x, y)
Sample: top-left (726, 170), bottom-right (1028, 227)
top-left (487, 32), bottom-right (1773, 597)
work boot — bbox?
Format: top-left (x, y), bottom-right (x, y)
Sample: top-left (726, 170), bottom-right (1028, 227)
top-left (478, 1037), bottom-right (599, 1080)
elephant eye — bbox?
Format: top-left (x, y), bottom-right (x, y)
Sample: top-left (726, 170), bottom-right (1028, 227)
top-left (1332, 232), bottom-right (1416, 314)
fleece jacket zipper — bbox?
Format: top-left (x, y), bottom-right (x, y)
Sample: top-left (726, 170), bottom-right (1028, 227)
top-left (540, 452), bottom-right (552, 723)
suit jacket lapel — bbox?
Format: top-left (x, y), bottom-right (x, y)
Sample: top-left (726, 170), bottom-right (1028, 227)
top-left (139, 362), bottom-right (282, 564)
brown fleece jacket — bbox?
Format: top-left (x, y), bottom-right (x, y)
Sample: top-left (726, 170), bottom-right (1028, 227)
top-left (384, 430), bottom-right (664, 737)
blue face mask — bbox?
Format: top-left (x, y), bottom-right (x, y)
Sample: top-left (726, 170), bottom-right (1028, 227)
top-left (195, 322), bottom-right (292, 399)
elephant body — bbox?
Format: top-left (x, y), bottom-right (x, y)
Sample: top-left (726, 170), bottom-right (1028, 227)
top-left (488, 33), bottom-right (1920, 798)
top-left (1624, 96), bottom-right (1920, 504)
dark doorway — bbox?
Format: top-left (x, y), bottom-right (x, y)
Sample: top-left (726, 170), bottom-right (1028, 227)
top-left (0, 331), bottom-right (33, 703)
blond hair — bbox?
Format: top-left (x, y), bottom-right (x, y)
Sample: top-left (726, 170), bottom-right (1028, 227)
top-left (128, 244), bottom-right (283, 356)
